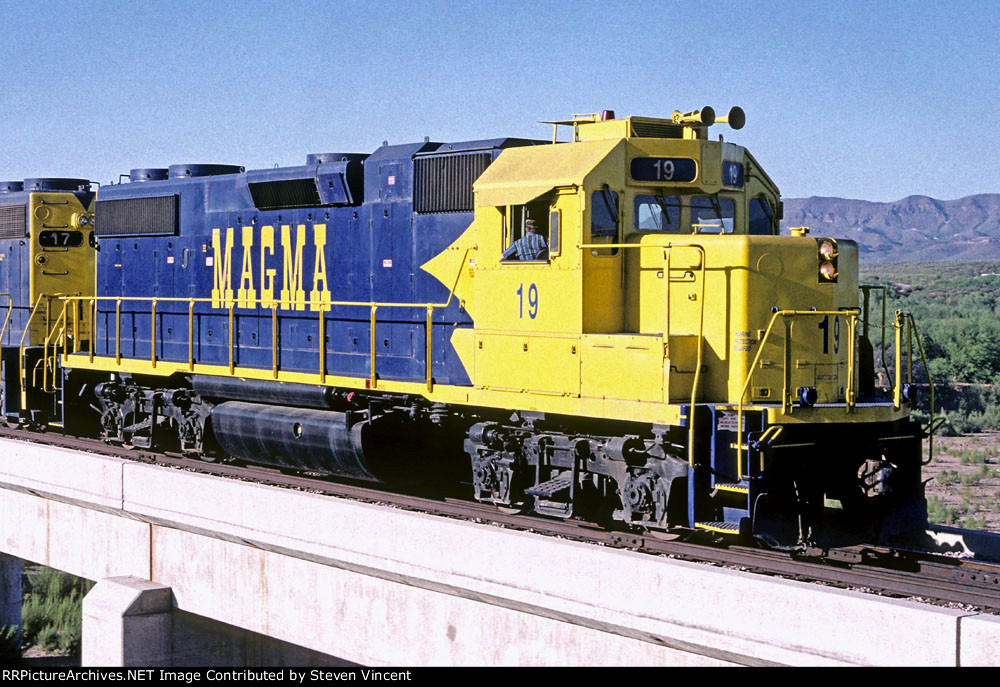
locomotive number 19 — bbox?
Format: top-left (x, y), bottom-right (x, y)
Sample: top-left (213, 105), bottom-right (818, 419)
top-left (517, 283), bottom-right (538, 319)
top-left (653, 159), bottom-right (675, 180)
top-left (818, 314), bottom-right (840, 354)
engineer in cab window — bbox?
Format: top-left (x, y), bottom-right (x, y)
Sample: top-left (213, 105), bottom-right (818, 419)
top-left (502, 218), bottom-right (547, 261)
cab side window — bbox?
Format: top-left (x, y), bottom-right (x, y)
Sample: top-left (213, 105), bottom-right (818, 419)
top-left (591, 188), bottom-right (619, 256)
top-left (748, 195), bottom-right (775, 235)
top-left (501, 201), bottom-right (549, 262)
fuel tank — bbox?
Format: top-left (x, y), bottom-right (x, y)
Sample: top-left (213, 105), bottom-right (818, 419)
top-left (210, 401), bottom-right (375, 480)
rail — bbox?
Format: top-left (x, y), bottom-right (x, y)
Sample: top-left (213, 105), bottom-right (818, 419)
top-left (38, 303), bottom-right (69, 393)
top-left (895, 310), bottom-right (936, 464)
top-left (52, 247), bottom-right (472, 393)
top-left (857, 288), bottom-right (937, 463)
top-left (860, 284), bottom-right (892, 391)
top-left (736, 309), bottom-right (860, 478)
top-left (735, 307), bottom-right (936, 478)
top-left (578, 241), bottom-right (707, 468)
top-left (19, 294), bottom-right (73, 408)
top-left (0, 294), bottom-right (13, 347)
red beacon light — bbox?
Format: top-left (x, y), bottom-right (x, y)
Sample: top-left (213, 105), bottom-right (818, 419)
top-left (601, 110), bottom-right (615, 121)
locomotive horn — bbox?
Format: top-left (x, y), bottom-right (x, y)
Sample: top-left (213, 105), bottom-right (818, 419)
top-left (715, 106), bottom-right (746, 130)
top-left (672, 107), bottom-right (715, 126)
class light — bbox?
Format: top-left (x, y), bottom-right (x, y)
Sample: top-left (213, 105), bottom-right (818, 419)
top-left (819, 240), bottom-right (837, 260)
top-left (820, 261), bottom-right (838, 280)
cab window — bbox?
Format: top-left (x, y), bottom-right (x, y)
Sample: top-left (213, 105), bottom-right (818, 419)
top-left (501, 201), bottom-right (549, 262)
top-left (691, 196), bottom-right (735, 233)
top-left (591, 188), bottom-right (619, 255)
top-left (634, 194), bottom-right (682, 232)
top-left (748, 195), bottom-right (775, 235)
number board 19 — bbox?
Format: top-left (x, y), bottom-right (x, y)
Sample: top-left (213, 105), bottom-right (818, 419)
top-left (629, 157), bottom-right (697, 183)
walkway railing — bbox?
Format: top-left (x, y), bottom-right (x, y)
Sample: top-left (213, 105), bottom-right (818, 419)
top-left (23, 248), bottom-right (471, 396)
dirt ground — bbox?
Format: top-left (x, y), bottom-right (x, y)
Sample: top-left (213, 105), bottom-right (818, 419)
top-left (923, 433), bottom-right (1000, 533)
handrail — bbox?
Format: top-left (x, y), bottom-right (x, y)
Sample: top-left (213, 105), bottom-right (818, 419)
top-left (576, 240), bottom-right (707, 468)
top-left (0, 294), bottom-right (14, 346)
top-left (40, 303), bottom-right (68, 392)
top-left (50, 247), bottom-right (473, 392)
top-left (899, 311), bottom-right (936, 465)
top-left (890, 310), bottom-right (936, 462)
top-left (736, 309), bottom-right (860, 479)
top-left (664, 244), bottom-right (706, 469)
top-left (860, 284), bottom-right (891, 391)
top-left (19, 294), bottom-right (54, 409)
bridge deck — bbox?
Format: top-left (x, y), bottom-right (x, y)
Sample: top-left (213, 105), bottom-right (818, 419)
top-left (0, 436), bottom-right (998, 666)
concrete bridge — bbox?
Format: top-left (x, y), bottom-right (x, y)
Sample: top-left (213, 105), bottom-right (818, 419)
top-left (1, 436), bottom-right (999, 666)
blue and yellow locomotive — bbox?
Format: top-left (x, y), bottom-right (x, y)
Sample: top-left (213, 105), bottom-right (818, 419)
top-left (0, 108), bottom-right (931, 547)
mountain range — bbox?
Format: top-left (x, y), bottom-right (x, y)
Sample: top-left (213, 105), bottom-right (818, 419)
top-left (780, 194), bottom-right (1000, 263)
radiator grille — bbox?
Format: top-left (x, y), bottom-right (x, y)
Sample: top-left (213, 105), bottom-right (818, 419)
top-left (414, 153), bottom-right (492, 213)
top-left (249, 179), bottom-right (321, 210)
top-left (630, 121), bottom-right (684, 139)
top-left (0, 205), bottom-right (26, 239)
top-left (95, 196), bottom-right (178, 237)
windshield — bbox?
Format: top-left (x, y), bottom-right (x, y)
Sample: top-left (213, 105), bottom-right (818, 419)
top-left (633, 194), bottom-right (736, 233)
top-left (690, 196), bottom-right (735, 233)
top-left (634, 194), bottom-right (682, 232)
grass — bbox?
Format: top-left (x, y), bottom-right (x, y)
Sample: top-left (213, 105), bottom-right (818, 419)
top-left (936, 469), bottom-right (959, 486)
top-left (963, 514), bottom-right (989, 530)
top-left (924, 434), bottom-right (1000, 531)
top-left (20, 568), bottom-right (93, 656)
top-left (927, 495), bottom-right (959, 525)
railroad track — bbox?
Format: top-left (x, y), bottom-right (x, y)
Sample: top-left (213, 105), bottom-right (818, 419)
top-left (2, 424), bottom-right (1000, 613)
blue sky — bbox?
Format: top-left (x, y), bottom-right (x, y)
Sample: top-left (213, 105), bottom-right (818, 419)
top-left (1, 0), bottom-right (997, 201)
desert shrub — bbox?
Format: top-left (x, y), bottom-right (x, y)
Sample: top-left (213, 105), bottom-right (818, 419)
top-left (936, 470), bottom-right (959, 485)
top-left (20, 568), bottom-right (93, 655)
top-left (927, 495), bottom-right (958, 525)
top-left (963, 514), bottom-right (988, 530)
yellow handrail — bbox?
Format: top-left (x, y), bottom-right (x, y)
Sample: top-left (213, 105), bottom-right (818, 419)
top-left (51, 245), bottom-right (472, 390)
top-left (578, 240), bottom-right (707, 467)
top-left (369, 305), bottom-right (378, 388)
top-left (40, 303), bottom-right (68, 392)
top-left (736, 309), bottom-right (860, 478)
top-left (886, 310), bottom-right (936, 459)
top-left (425, 306), bottom-right (434, 391)
top-left (902, 312), bottom-right (936, 465)
top-left (19, 294), bottom-right (52, 408)
top-left (666, 245), bottom-right (707, 470)
top-left (0, 294), bottom-right (14, 347)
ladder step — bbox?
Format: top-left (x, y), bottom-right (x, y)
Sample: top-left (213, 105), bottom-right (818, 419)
top-left (525, 476), bottom-right (573, 498)
top-left (715, 481), bottom-right (749, 494)
top-left (695, 521), bottom-right (742, 535)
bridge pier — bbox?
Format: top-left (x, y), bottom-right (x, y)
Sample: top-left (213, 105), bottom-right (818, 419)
top-left (82, 577), bottom-right (173, 665)
top-left (81, 576), bottom-right (350, 667)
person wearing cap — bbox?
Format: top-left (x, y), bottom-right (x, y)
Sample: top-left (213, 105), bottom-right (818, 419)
top-left (502, 218), bottom-right (548, 261)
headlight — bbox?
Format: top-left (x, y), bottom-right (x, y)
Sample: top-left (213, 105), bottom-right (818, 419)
top-left (819, 261), bottom-right (838, 280)
top-left (819, 240), bottom-right (837, 260)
